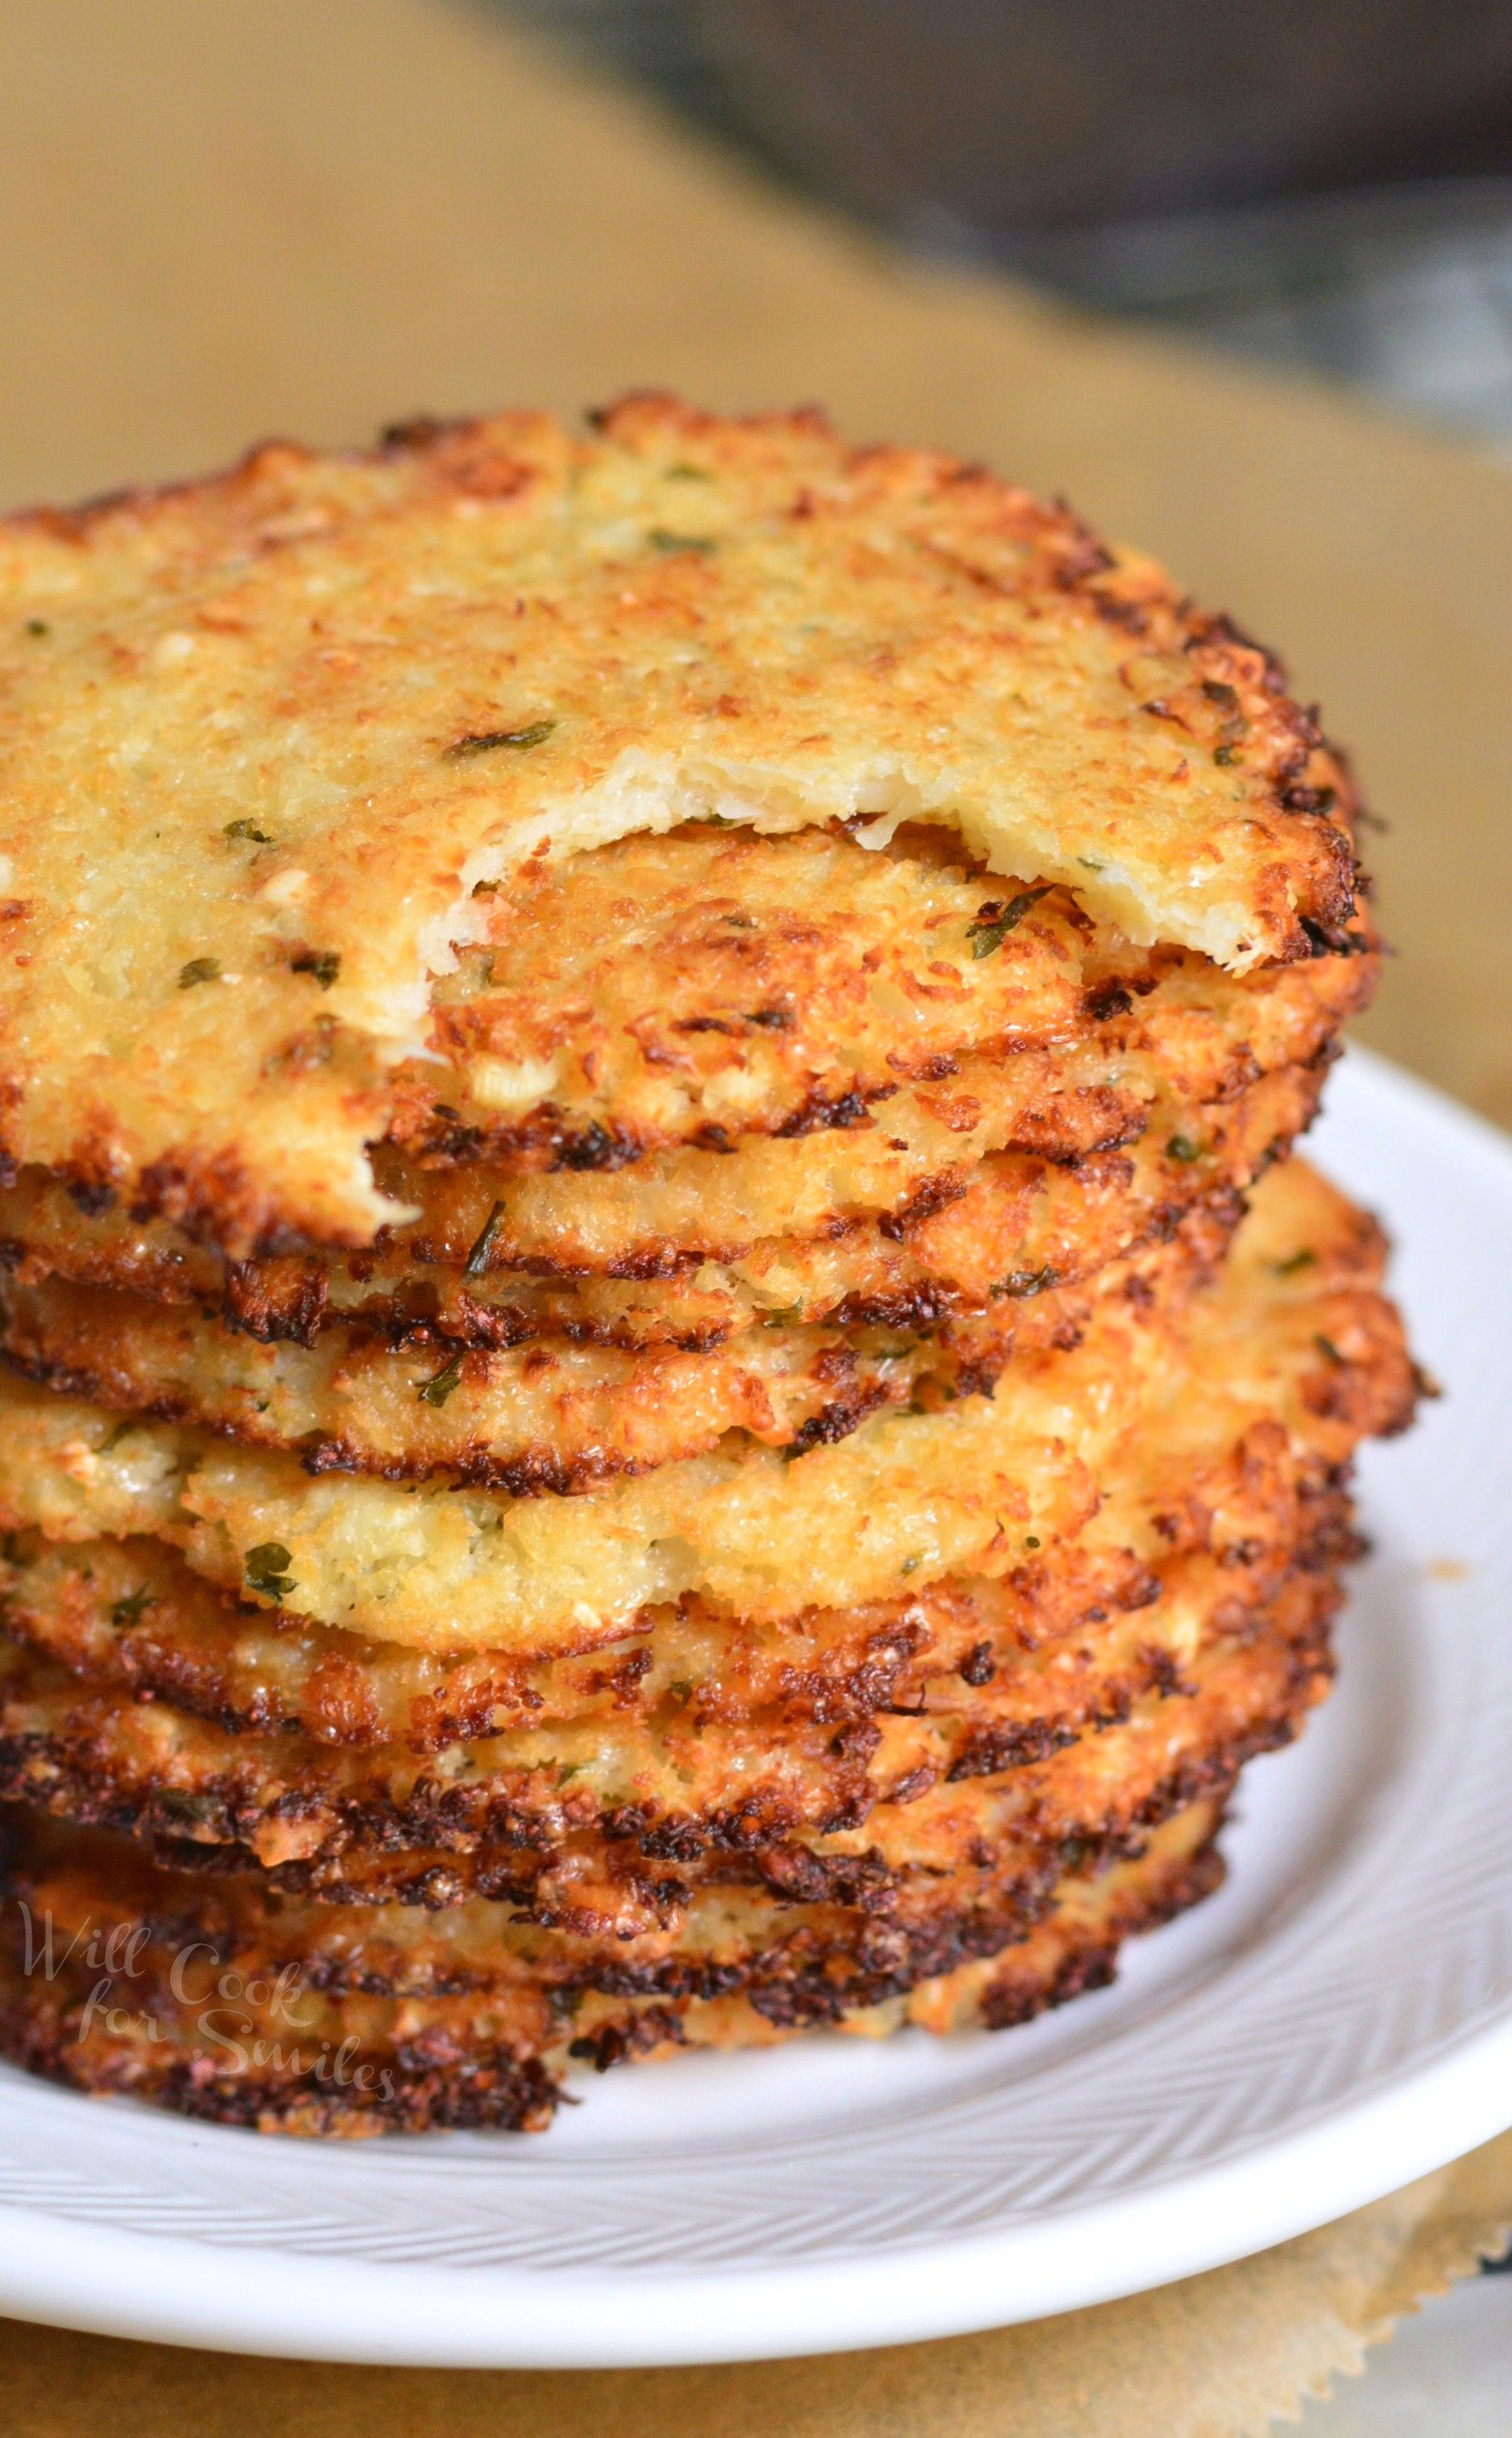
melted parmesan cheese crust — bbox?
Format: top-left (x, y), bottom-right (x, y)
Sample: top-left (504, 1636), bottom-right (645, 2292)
top-left (0, 905), bottom-right (1365, 1339)
top-left (0, 1454), bottom-right (1347, 1753)
top-left (1, 1581), bottom-right (1314, 1935)
top-left (0, 1162), bottom-right (1415, 1655)
top-left (409, 825), bottom-right (1098, 1167)
top-left (0, 396), bottom-right (1361, 1253)
top-left (0, 1054), bottom-right (1327, 1341)
top-left (0, 1198), bottom-right (1232, 1491)
top-left (0, 1801), bottom-right (1224, 2132)
top-left (0, 1490), bottom-right (1353, 1891)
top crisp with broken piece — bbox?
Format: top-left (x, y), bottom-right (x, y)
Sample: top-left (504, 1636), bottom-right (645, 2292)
top-left (0, 393), bottom-right (1360, 1255)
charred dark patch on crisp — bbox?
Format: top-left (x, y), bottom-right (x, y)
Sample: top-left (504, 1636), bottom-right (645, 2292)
top-left (880, 1172), bottom-right (973, 1243)
top-left (0, 1551), bottom-right (1342, 1925)
top-left (978, 1839), bottom-right (1226, 2031)
top-left (1084, 977), bottom-right (1134, 1023)
top-left (775, 1087), bottom-right (883, 1139)
top-left (783, 1381), bottom-right (894, 1457)
top-left (0, 1816), bottom-right (1234, 2133)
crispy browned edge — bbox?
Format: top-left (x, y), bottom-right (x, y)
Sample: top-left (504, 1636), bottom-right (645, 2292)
top-left (0, 1550), bottom-right (1337, 1946)
top-left (3, 393), bottom-right (1368, 1259)
top-left (0, 1802), bottom-right (1229, 2135)
top-left (0, 1494), bottom-right (1354, 1898)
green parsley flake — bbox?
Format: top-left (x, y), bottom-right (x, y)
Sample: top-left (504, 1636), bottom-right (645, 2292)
top-left (244, 1543), bottom-right (297, 1602)
top-left (761, 1304), bottom-right (804, 1329)
top-left (462, 1201), bottom-right (505, 1279)
top-left (444, 721), bottom-right (556, 760)
top-left (158, 1790), bottom-right (219, 1827)
top-left (418, 1350), bottom-right (466, 1408)
top-left (178, 957), bottom-right (220, 990)
top-left (992, 1265), bottom-right (1055, 1299)
top-left (966, 885), bottom-right (1051, 959)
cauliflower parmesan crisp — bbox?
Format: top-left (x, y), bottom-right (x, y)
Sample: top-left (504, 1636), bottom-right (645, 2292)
top-left (0, 400), bottom-right (1415, 2134)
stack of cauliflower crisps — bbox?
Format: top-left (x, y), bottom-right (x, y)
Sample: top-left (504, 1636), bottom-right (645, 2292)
top-left (0, 397), bottom-right (1419, 2133)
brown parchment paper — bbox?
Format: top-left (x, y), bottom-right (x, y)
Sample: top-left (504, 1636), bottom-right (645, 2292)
top-left (2, 2133), bottom-right (1510, 2436)
top-left (0, 2), bottom-right (1509, 2428)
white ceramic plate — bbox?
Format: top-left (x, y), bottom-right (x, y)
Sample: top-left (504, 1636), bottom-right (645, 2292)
top-left (0, 1047), bottom-right (1507, 2367)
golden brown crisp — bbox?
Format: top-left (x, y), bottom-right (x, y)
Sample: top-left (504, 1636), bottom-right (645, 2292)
top-left (0, 1160), bottom-right (1419, 1655)
top-left (0, 396), bottom-right (1361, 1254)
top-left (4, 1570), bottom-right (1309, 1943)
top-left (0, 1053), bottom-right (1326, 1347)
top-left (0, 1197), bottom-right (1231, 1491)
top-left (404, 825), bottom-right (1098, 1168)
top-left (0, 1799), bottom-right (1224, 2133)
top-left (0, 1488), bottom-right (1352, 1895)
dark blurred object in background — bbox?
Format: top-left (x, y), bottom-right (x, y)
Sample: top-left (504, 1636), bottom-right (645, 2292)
top-left (685, 0), bottom-right (1512, 236)
top-left (499, 0), bottom-right (1512, 442)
